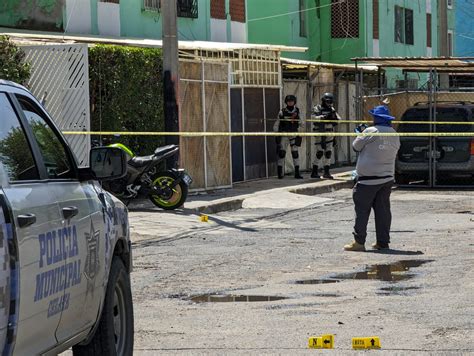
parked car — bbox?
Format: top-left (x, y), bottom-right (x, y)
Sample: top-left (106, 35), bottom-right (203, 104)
top-left (0, 80), bottom-right (133, 355)
top-left (395, 101), bottom-right (474, 184)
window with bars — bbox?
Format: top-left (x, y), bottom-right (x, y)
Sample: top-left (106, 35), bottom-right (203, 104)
top-left (211, 0), bottom-right (226, 19)
top-left (142, 0), bottom-right (198, 17)
top-left (331, 0), bottom-right (359, 38)
top-left (394, 6), bottom-right (414, 45)
top-left (230, 0), bottom-right (245, 23)
top-left (178, 0), bottom-right (198, 18)
top-left (300, 0), bottom-right (307, 37)
top-left (143, 0), bottom-right (160, 12)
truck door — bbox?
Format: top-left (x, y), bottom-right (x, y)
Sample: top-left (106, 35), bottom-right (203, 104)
top-left (13, 94), bottom-right (106, 342)
top-left (0, 92), bottom-right (64, 354)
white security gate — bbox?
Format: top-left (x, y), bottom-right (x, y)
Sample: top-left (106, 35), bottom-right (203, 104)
top-left (21, 44), bottom-right (91, 166)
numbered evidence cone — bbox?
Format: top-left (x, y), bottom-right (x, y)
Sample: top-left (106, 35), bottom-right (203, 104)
top-left (308, 334), bottom-right (334, 349)
top-left (200, 214), bottom-right (209, 222)
top-left (352, 337), bottom-right (381, 349)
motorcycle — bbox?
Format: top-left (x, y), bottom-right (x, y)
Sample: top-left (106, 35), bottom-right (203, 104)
top-left (101, 143), bottom-right (192, 210)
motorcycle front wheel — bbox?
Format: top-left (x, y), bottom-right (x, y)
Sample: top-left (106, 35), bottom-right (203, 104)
top-left (149, 172), bottom-right (188, 210)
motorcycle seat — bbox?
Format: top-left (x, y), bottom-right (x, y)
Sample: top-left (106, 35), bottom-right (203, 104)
top-left (128, 155), bottom-right (155, 168)
top-left (154, 145), bottom-right (178, 158)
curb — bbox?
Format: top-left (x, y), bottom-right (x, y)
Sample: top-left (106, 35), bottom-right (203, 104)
top-left (188, 178), bottom-right (352, 215)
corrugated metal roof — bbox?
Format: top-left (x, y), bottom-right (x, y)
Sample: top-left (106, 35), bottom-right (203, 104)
top-left (281, 57), bottom-right (378, 72)
top-left (1, 28), bottom-right (307, 52)
top-left (351, 56), bottom-right (474, 71)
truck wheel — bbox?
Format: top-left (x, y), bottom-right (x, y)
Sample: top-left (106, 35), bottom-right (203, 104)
top-left (73, 257), bottom-right (134, 356)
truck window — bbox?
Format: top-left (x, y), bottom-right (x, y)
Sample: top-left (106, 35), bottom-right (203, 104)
top-left (399, 107), bottom-right (470, 133)
top-left (15, 95), bottom-right (75, 179)
top-left (0, 93), bottom-right (39, 181)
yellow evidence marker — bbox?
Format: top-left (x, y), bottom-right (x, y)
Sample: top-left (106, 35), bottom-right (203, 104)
top-left (200, 214), bottom-right (209, 222)
top-left (352, 337), bottom-right (381, 349)
top-left (308, 334), bottom-right (334, 349)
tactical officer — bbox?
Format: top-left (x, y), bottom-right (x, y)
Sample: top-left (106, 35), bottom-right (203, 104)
top-left (311, 92), bottom-right (341, 179)
top-left (274, 94), bottom-right (303, 179)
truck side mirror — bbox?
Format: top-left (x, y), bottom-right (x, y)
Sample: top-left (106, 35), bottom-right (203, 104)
top-left (90, 147), bottom-right (127, 181)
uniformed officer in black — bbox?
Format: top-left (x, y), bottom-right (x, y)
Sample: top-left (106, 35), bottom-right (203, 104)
top-left (311, 92), bottom-right (341, 179)
top-left (273, 94), bottom-right (303, 179)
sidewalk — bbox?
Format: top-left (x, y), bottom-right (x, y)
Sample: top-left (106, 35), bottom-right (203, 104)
top-left (184, 166), bottom-right (354, 214)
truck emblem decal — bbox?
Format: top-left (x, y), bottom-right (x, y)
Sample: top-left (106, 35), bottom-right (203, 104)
top-left (84, 221), bottom-right (100, 296)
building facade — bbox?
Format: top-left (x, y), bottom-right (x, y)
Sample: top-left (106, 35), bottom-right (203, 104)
top-left (0, 0), bottom-right (248, 43)
top-left (454, 0), bottom-right (474, 56)
top-left (247, 0), bottom-right (455, 87)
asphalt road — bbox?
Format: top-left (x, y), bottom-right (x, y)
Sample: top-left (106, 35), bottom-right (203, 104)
top-left (130, 188), bottom-right (473, 355)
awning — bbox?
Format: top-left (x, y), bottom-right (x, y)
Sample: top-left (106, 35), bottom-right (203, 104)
top-left (1, 28), bottom-right (307, 53)
top-left (282, 57), bottom-right (378, 72)
top-left (351, 56), bottom-right (474, 73)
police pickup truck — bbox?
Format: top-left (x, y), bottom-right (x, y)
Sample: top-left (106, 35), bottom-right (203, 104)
top-left (0, 80), bottom-right (133, 355)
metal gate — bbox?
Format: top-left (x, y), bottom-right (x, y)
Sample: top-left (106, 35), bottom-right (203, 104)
top-left (179, 60), bottom-right (232, 190)
top-left (21, 44), bottom-right (91, 166)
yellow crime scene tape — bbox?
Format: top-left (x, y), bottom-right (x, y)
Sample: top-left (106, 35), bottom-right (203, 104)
top-left (63, 131), bottom-right (474, 137)
top-left (278, 118), bottom-right (474, 125)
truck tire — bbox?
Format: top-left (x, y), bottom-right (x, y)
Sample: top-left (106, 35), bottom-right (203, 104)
top-left (73, 257), bottom-right (134, 356)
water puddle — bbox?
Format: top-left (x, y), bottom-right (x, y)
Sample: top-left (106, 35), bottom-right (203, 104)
top-left (294, 260), bottom-right (433, 284)
top-left (295, 279), bottom-right (340, 285)
top-left (378, 286), bottom-right (420, 295)
top-left (189, 294), bottom-right (288, 303)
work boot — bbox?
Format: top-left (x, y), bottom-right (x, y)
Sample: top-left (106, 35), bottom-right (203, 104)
top-left (311, 165), bottom-right (320, 179)
top-left (277, 165), bottom-right (284, 179)
top-left (323, 165), bottom-right (333, 179)
top-left (294, 166), bottom-right (303, 179)
top-left (372, 242), bottom-right (390, 250)
top-left (343, 241), bottom-right (366, 252)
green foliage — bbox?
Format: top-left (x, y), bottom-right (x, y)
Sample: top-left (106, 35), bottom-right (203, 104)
top-left (89, 45), bottom-right (165, 156)
top-left (0, 35), bottom-right (31, 85)
top-left (0, 126), bottom-right (36, 180)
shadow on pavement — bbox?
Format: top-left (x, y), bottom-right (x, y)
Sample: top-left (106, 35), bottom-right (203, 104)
top-left (208, 216), bottom-right (258, 232)
top-left (366, 249), bottom-right (424, 255)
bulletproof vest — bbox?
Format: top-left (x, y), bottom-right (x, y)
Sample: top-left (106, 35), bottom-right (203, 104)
top-left (314, 104), bottom-right (336, 132)
top-left (278, 107), bottom-right (300, 132)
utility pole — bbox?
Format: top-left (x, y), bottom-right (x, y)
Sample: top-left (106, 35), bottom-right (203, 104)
top-left (438, 0), bottom-right (449, 89)
top-left (162, 0), bottom-right (180, 167)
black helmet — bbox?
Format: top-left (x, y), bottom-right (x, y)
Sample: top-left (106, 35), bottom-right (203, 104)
top-left (321, 92), bottom-right (334, 106)
top-left (285, 94), bottom-right (297, 104)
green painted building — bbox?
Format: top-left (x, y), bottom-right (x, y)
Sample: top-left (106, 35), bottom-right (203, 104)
top-left (247, 0), bottom-right (456, 87)
top-left (0, 0), bottom-right (248, 43)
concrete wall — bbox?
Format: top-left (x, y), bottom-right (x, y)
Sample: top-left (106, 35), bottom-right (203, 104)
top-left (0, 0), bottom-right (63, 31)
top-left (247, 0), bottom-right (317, 60)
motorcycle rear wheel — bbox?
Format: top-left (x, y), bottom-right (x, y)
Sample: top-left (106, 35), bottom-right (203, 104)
top-left (149, 172), bottom-right (188, 210)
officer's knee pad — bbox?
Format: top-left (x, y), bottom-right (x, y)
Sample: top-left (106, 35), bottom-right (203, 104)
top-left (325, 151), bottom-right (332, 159)
top-left (278, 150), bottom-right (286, 159)
top-left (316, 151), bottom-right (324, 159)
top-left (291, 151), bottom-right (299, 159)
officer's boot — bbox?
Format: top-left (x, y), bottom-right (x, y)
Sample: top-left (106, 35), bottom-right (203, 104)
top-left (277, 165), bottom-right (284, 179)
top-left (323, 165), bottom-right (334, 179)
top-left (311, 165), bottom-right (320, 179)
top-left (294, 166), bottom-right (303, 179)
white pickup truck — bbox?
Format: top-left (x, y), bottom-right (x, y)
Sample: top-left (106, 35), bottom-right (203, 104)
top-left (0, 80), bottom-right (134, 355)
